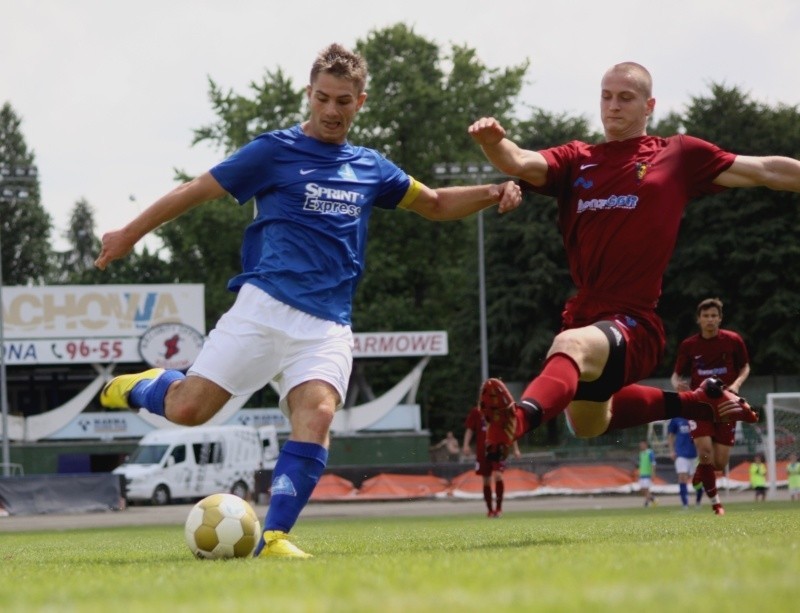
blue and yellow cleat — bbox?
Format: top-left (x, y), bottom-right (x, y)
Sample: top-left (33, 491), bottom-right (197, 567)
top-left (255, 530), bottom-right (312, 559)
top-left (99, 368), bottom-right (164, 409)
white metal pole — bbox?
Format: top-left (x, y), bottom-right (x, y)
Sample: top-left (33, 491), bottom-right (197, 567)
top-left (765, 394), bottom-right (778, 498)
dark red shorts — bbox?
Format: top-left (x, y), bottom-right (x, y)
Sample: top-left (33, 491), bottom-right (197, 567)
top-left (562, 296), bottom-right (665, 388)
top-left (474, 455), bottom-right (506, 476)
top-left (689, 419), bottom-right (736, 446)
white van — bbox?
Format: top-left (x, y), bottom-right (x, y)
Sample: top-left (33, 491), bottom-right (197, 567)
top-left (113, 425), bottom-right (262, 505)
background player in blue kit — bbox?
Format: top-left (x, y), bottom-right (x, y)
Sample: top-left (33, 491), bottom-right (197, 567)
top-left (94, 43), bottom-right (522, 558)
top-left (667, 416), bottom-right (699, 509)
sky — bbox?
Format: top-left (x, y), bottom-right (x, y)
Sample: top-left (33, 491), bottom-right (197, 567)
top-left (3, 0), bottom-right (800, 250)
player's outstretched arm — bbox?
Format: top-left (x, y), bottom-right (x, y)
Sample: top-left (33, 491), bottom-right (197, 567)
top-left (405, 180), bottom-right (521, 221)
top-left (94, 172), bottom-right (227, 270)
top-left (714, 154), bottom-right (800, 191)
top-left (468, 117), bottom-right (549, 186)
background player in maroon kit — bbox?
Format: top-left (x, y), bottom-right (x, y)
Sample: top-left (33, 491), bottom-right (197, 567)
top-left (462, 405), bottom-right (520, 517)
top-left (671, 297), bottom-right (750, 515)
top-left (467, 61), bottom-right (800, 462)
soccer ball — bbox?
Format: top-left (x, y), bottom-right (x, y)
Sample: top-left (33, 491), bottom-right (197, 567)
top-left (184, 493), bottom-right (261, 559)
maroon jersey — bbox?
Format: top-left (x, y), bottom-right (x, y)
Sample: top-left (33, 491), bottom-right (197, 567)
top-left (464, 406), bottom-right (487, 459)
top-left (528, 135), bottom-right (735, 324)
top-left (674, 329), bottom-right (750, 389)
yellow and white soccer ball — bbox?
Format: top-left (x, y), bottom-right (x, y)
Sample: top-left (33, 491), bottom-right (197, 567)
top-left (184, 493), bottom-right (261, 559)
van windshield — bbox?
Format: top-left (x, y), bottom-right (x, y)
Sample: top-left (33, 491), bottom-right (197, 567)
top-left (128, 444), bottom-right (169, 465)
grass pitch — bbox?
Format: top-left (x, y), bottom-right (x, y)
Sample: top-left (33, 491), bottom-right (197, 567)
top-left (1, 501), bottom-right (798, 612)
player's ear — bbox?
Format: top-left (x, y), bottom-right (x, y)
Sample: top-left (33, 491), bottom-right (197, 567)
top-left (356, 91), bottom-right (367, 111)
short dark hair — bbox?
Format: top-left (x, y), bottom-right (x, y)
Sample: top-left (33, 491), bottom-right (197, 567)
top-left (696, 297), bottom-right (723, 317)
top-left (310, 43), bottom-right (368, 93)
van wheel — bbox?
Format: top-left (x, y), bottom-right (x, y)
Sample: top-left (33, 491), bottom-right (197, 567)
top-left (151, 485), bottom-right (171, 506)
top-left (230, 481), bottom-right (249, 500)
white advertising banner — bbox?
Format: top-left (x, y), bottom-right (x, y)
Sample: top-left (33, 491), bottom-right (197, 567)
top-left (1, 284), bottom-right (205, 365)
top-left (352, 331), bottom-right (448, 358)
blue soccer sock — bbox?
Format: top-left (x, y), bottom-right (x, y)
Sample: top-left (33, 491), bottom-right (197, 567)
top-left (262, 441), bottom-right (328, 534)
top-left (129, 370), bottom-right (185, 416)
top-left (679, 482), bottom-right (688, 507)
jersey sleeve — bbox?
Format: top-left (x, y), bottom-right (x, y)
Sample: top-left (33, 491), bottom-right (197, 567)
top-left (730, 331), bottom-right (751, 369)
top-left (673, 339), bottom-right (691, 376)
top-left (464, 408), bottom-right (478, 431)
top-left (521, 141), bottom-right (584, 197)
top-left (209, 134), bottom-right (277, 205)
top-left (667, 419), bottom-right (678, 435)
top-left (371, 151), bottom-right (415, 210)
top-left (679, 135), bottom-right (736, 198)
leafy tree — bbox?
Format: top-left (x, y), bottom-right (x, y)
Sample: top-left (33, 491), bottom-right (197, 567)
top-left (49, 198), bottom-right (102, 283)
top-left (0, 103), bottom-right (52, 284)
top-left (192, 68), bottom-right (305, 153)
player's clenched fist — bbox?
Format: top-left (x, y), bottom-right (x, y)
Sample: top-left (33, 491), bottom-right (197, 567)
top-left (468, 117), bottom-right (507, 146)
top-left (94, 229), bottom-right (136, 270)
top-left (494, 180), bottom-right (521, 214)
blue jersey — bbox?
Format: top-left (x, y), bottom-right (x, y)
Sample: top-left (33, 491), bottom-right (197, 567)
top-left (667, 417), bottom-right (697, 459)
top-left (210, 124), bottom-right (417, 325)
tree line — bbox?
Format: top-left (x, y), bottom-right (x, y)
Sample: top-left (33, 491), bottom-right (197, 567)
top-left (2, 23), bottom-right (798, 438)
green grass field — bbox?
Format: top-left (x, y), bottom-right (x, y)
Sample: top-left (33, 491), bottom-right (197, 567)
top-left (1, 502), bottom-right (798, 612)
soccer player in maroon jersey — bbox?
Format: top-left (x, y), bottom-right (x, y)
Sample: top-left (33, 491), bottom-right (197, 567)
top-left (467, 61), bottom-right (800, 476)
top-left (671, 297), bottom-right (751, 515)
top-left (462, 405), bottom-right (520, 517)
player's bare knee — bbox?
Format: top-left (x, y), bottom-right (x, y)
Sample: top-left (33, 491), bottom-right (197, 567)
top-left (168, 402), bottom-right (210, 426)
top-left (290, 405), bottom-right (335, 442)
top-left (549, 330), bottom-right (588, 361)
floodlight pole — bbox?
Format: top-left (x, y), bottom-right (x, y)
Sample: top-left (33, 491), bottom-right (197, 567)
top-left (0, 163), bottom-right (37, 476)
top-left (432, 162), bottom-right (506, 384)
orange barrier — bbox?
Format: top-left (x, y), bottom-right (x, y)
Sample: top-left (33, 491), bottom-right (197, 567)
top-left (355, 473), bottom-right (449, 500)
top-left (305, 465), bottom-right (681, 502)
top-left (448, 468), bottom-right (541, 497)
top-left (309, 474), bottom-right (359, 501)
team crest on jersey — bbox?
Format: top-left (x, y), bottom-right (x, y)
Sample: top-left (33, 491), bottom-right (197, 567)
top-left (337, 163), bottom-right (357, 180)
top-left (635, 161), bottom-right (648, 182)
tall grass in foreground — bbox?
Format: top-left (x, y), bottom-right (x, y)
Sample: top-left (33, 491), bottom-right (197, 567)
top-left (1, 502), bottom-right (798, 612)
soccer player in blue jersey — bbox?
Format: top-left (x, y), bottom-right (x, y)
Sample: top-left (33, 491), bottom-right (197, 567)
top-left (94, 43), bottom-right (521, 559)
top-left (667, 416), bottom-right (698, 509)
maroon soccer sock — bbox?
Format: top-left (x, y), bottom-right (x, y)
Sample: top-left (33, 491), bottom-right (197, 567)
top-left (495, 480), bottom-right (505, 511)
top-left (605, 384), bottom-right (669, 431)
top-left (696, 462), bottom-right (718, 498)
top-left (521, 353), bottom-right (580, 423)
top-left (675, 390), bottom-right (715, 421)
top-left (483, 485), bottom-right (492, 511)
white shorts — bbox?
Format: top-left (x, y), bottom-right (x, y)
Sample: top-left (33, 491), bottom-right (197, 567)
top-left (674, 456), bottom-right (696, 476)
top-left (639, 476), bottom-right (652, 489)
top-left (189, 284), bottom-right (353, 416)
